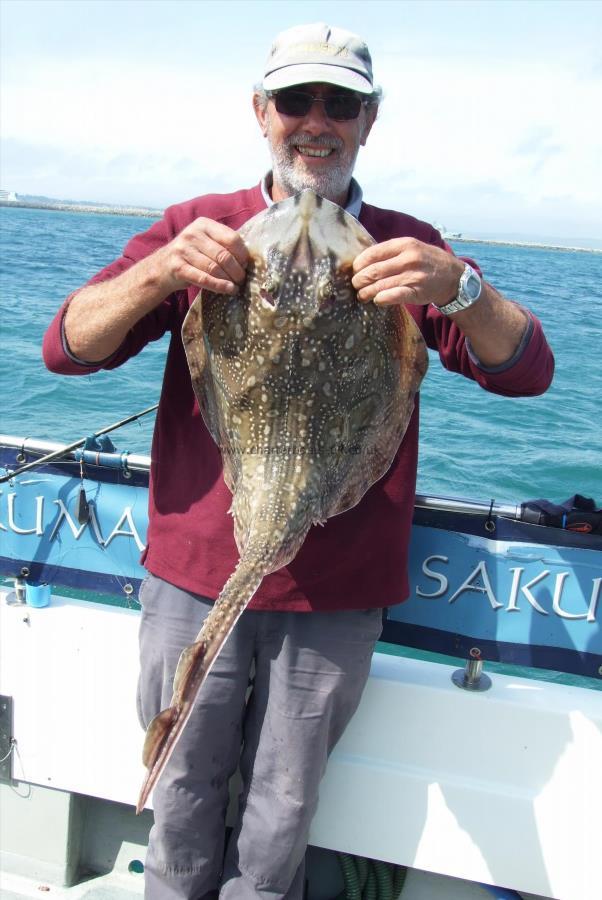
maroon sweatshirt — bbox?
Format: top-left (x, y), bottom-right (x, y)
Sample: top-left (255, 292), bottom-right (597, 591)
top-left (43, 183), bottom-right (554, 611)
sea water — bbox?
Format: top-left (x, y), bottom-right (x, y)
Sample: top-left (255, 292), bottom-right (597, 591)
top-left (1, 204), bottom-right (600, 505)
top-left (1, 204), bottom-right (601, 690)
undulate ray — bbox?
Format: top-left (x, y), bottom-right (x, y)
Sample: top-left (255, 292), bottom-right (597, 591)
top-left (136, 190), bottom-right (428, 813)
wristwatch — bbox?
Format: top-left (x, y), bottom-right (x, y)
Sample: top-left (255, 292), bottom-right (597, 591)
top-left (436, 263), bottom-right (482, 316)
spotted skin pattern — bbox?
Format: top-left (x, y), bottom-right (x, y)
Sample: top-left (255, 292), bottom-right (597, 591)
top-left (136, 190), bottom-right (428, 813)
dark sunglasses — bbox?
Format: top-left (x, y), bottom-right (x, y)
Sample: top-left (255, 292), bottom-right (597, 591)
top-left (268, 89), bottom-right (367, 121)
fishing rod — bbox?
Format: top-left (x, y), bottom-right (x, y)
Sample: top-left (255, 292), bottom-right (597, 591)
top-left (0, 403), bottom-right (159, 484)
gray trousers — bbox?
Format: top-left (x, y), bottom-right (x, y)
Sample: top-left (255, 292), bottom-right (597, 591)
top-left (137, 574), bottom-right (382, 900)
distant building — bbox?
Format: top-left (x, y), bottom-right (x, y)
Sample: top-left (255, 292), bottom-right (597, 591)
top-left (0, 190), bottom-right (18, 202)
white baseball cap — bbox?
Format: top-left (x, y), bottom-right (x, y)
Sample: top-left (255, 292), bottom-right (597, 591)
top-left (263, 23), bottom-right (374, 94)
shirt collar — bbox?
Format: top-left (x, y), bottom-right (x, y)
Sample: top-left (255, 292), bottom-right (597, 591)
top-left (261, 172), bottom-right (363, 220)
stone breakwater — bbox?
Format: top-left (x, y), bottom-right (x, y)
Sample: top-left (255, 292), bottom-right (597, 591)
top-left (2, 201), bottom-right (599, 253)
top-left (452, 235), bottom-right (601, 254)
top-left (0, 200), bottom-right (162, 218)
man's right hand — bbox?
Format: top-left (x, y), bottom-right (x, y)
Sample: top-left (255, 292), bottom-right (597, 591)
top-left (63, 218), bottom-right (250, 363)
top-left (156, 218), bottom-right (249, 295)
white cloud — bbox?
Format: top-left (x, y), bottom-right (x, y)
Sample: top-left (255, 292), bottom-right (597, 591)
top-left (2, 38), bottom-right (601, 238)
top-left (353, 54), bottom-right (602, 236)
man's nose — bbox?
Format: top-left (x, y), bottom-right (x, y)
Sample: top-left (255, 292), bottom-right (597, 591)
top-left (301, 98), bottom-right (332, 133)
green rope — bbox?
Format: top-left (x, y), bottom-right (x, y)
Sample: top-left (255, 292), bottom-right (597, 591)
top-left (362, 866), bottom-right (377, 900)
top-left (336, 853), bottom-right (362, 900)
top-left (356, 855), bottom-right (369, 891)
top-left (372, 861), bottom-right (393, 900)
top-left (335, 852), bottom-right (408, 900)
top-left (392, 863), bottom-right (408, 898)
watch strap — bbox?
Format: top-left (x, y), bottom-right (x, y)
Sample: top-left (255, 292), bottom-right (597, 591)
top-left (437, 294), bottom-right (475, 315)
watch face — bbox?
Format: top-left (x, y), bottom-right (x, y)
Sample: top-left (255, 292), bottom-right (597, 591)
top-left (460, 266), bottom-right (482, 303)
top-left (465, 272), bottom-right (481, 300)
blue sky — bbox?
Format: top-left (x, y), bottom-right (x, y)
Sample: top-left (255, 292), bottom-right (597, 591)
top-left (2, 0), bottom-right (601, 242)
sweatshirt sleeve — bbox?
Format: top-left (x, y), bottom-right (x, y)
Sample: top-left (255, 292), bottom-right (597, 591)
top-left (421, 237), bottom-right (555, 397)
top-left (42, 210), bottom-right (185, 376)
top-left (359, 204), bottom-right (554, 398)
top-left (419, 302), bottom-right (555, 397)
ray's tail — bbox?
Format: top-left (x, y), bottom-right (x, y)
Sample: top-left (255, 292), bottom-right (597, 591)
top-left (136, 554), bottom-right (266, 814)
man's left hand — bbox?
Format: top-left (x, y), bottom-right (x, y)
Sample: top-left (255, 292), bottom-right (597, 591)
top-left (352, 238), bottom-right (464, 307)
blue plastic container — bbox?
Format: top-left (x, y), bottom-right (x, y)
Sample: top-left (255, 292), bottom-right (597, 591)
top-left (25, 582), bottom-right (51, 608)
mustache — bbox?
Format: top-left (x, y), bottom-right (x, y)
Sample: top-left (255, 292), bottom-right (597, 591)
top-left (285, 134), bottom-right (342, 151)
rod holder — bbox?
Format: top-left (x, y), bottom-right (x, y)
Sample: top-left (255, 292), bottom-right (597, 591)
top-left (452, 658), bottom-right (492, 692)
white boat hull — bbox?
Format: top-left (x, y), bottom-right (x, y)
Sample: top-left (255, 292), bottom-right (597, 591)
top-left (1, 589), bottom-right (599, 899)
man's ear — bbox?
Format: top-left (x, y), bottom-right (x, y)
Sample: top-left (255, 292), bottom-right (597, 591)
top-left (360, 105), bottom-right (378, 147)
top-left (253, 93), bottom-right (269, 137)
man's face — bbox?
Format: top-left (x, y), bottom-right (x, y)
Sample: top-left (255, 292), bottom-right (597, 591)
top-left (254, 83), bottom-right (377, 206)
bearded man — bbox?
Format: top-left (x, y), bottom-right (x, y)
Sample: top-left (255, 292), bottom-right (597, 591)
top-left (43, 22), bottom-right (554, 900)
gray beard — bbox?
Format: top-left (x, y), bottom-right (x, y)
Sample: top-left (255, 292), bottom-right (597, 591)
top-left (267, 132), bottom-right (358, 204)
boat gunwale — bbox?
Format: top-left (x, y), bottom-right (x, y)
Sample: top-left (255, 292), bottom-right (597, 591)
top-left (0, 433), bottom-right (525, 519)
